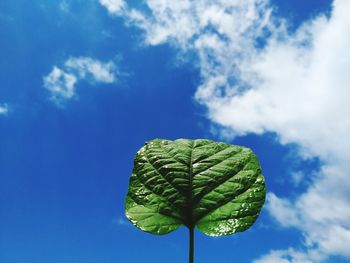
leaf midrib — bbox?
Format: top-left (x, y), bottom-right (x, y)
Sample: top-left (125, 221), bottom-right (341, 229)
top-left (187, 140), bottom-right (195, 228)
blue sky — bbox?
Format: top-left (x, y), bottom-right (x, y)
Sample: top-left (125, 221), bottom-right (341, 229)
top-left (1, 1), bottom-right (350, 263)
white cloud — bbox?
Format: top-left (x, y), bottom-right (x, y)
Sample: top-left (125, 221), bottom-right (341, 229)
top-left (253, 248), bottom-right (326, 263)
top-left (0, 103), bottom-right (9, 115)
top-left (103, 0), bottom-right (350, 261)
top-left (65, 57), bottom-right (116, 83)
top-left (267, 164), bottom-right (350, 259)
top-left (43, 57), bottom-right (117, 105)
top-left (99, 0), bottom-right (126, 15)
top-left (266, 193), bottom-right (300, 228)
top-left (43, 67), bottom-right (77, 102)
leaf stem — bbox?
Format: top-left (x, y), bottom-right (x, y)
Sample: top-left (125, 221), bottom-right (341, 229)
top-left (189, 226), bottom-right (194, 263)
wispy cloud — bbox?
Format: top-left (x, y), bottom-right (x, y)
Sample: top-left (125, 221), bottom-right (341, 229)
top-left (59, 1), bottom-right (70, 13)
top-left (112, 216), bottom-right (129, 227)
top-left (99, 0), bottom-right (126, 16)
top-left (65, 57), bottom-right (117, 83)
top-left (43, 57), bottom-right (117, 105)
top-left (0, 103), bottom-right (9, 116)
top-left (100, 0), bottom-right (350, 261)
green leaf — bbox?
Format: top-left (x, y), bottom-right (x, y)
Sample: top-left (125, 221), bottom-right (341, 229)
top-left (125, 139), bottom-right (266, 236)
